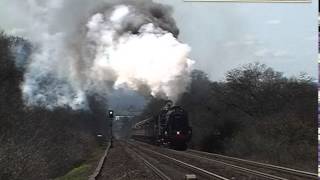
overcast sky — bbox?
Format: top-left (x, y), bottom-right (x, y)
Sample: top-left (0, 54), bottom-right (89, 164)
top-left (155, 0), bottom-right (318, 81)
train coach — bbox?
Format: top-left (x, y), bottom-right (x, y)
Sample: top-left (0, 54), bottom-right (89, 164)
top-left (132, 102), bottom-right (192, 150)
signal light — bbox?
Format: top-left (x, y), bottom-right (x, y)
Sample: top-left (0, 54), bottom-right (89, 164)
top-left (108, 110), bottom-right (114, 118)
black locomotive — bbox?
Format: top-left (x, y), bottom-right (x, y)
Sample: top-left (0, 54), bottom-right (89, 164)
top-left (132, 101), bottom-right (192, 150)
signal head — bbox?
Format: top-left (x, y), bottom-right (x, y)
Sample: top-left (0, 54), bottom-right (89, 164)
top-left (108, 110), bottom-right (114, 118)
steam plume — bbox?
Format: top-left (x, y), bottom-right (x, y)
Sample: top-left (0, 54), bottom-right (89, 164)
top-left (4, 0), bottom-right (194, 109)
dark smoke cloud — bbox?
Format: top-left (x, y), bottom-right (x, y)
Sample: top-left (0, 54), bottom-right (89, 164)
top-left (91, 1), bottom-right (179, 37)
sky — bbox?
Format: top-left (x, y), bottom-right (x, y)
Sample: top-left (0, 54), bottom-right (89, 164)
top-left (0, 0), bottom-right (317, 82)
top-left (155, 0), bottom-right (318, 81)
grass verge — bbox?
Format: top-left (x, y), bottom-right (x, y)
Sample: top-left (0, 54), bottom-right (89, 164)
top-left (54, 147), bottom-right (105, 180)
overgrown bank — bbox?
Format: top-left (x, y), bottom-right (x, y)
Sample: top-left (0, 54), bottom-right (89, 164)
top-left (0, 33), bottom-right (109, 179)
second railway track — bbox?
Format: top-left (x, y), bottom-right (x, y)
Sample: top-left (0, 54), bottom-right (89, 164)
top-left (131, 140), bottom-right (317, 180)
top-left (186, 149), bottom-right (317, 180)
top-left (125, 140), bottom-right (231, 180)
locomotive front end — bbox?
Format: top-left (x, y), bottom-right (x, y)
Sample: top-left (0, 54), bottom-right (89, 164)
top-left (165, 106), bottom-right (192, 150)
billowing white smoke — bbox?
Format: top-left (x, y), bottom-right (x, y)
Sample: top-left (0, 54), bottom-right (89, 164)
top-left (3, 0), bottom-right (194, 109)
top-left (87, 5), bottom-right (194, 101)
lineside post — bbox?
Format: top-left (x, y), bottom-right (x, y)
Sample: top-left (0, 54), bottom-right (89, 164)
top-left (108, 110), bottom-right (114, 148)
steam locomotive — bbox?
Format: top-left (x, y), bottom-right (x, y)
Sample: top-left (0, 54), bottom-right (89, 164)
top-left (132, 101), bottom-right (192, 150)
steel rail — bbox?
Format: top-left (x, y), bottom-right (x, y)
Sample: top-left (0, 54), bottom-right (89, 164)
top-left (173, 150), bottom-right (288, 180)
top-left (128, 142), bottom-right (230, 180)
top-left (122, 142), bottom-right (172, 180)
top-left (189, 149), bottom-right (317, 179)
top-left (134, 140), bottom-right (288, 180)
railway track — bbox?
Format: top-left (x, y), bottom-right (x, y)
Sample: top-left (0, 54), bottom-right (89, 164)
top-left (122, 143), bottom-right (171, 180)
top-left (187, 149), bottom-right (318, 180)
top-left (132, 140), bottom-right (316, 180)
top-left (126, 141), bottom-right (230, 180)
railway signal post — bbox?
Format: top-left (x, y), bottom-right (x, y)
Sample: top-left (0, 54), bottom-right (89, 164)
top-left (108, 110), bottom-right (114, 148)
